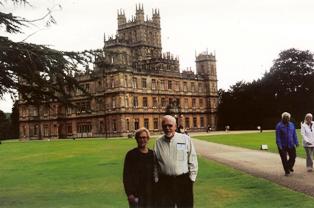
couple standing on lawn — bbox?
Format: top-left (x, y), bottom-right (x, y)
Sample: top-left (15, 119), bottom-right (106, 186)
top-left (123, 115), bottom-right (198, 208)
top-left (276, 112), bottom-right (314, 176)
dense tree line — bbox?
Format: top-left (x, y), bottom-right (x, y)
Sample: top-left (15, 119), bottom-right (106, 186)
top-left (218, 48), bottom-right (314, 130)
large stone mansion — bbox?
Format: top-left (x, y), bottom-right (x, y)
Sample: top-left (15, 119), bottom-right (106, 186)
top-left (18, 4), bottom-right (218, 139)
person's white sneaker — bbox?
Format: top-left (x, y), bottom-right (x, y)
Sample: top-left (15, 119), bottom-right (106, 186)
top-left (307, 167), bottom-right (313, 172)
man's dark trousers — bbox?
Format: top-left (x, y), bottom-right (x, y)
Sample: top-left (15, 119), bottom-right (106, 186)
top-left (278, 146), bottom-right (296, 174)
top-left (157, 173), bottom-right (193, 208)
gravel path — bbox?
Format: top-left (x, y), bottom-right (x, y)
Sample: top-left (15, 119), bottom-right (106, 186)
top-left (193, 138), bottom-right (314, 197)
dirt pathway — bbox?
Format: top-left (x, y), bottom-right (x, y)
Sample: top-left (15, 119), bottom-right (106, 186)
top-left (193, 139), bottom-right (314, 197)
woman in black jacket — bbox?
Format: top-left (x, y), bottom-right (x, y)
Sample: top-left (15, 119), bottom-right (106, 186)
top-left (123, 127), bottom-right (157, 208)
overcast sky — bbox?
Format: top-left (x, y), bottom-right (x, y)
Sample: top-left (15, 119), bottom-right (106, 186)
top-left (1, 0), bottom-right (314, 112)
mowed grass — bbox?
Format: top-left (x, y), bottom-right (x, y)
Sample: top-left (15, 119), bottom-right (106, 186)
top-left (194, 131), bottom-right (306, 158)
top-left (0, 138), bottom-right (314, 207)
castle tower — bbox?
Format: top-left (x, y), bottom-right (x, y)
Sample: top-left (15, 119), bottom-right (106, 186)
top-left (135, 4), bottom-right (144, 23)
top-left (195, 51), bottom-right (218, 129)
top-left (152, 8), bottom-right (160, 25)
top-left (195, 51), bottom-right (217, 80)
top-left (117, 9), bottom-right (126, 28)
top-left (109, 5), bottom-right (162, 60)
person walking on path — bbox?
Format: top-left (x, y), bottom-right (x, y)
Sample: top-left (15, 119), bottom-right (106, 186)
top-left (276, 112), bottom-right (299, 176)
top-left (301, 113), bottom-right (314, 172)
top-left (154, 115), bottom-right (198, 208)
top-left (123, 127), bottom-right (158, 208)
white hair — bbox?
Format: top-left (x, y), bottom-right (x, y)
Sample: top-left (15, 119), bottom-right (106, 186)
top-left (305, 113), bottom-right (313, 120)
top-left (281, 112), bottom-right (291, 119)
top-left (134, 127), bottom-right (150, 139)
top-left (162, 115), bottom-right (177, 125)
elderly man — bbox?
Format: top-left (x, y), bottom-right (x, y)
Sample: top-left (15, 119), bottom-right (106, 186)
top-left (154, 115), bottom-right (198, 208)
top-left (276, 112), bottom-right (299, 176)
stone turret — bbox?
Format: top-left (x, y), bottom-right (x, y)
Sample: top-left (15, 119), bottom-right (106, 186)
top-left (117, 9), bottom-right (126, 28)
top-left (195, 51), bottom-right (218, 99)
top-left (152, 8), bottom-right (160, 25)
top-left (195, 51), bottom-right (217, 79)
top-left (135, 4), bottom-right (144, 23)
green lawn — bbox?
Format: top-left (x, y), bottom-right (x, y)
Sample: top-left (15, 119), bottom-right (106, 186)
top-left (194, 131), bottom-right (306, 158)
top-left (0, 138), bottom-right (314, 207)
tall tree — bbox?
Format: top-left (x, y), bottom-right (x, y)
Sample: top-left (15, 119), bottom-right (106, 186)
top-left (1, 0), bottom-right (98, 104)
top-left (0, 110), bottom-right (9, 139)
top-left (9, 101), bottom-right (19, 139)
top-left (265, 48), bottom-right (314, 122)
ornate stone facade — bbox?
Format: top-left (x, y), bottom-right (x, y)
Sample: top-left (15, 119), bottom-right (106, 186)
top-left (19, 4), bottom-right (218, 139)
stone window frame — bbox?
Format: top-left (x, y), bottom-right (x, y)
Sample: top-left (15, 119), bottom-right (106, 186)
top-left (152, 97), bottom-right (158, 108)
top-left (144, 118), bottom-right (149, 129)
top-left (133, 96), bottom-right (138, 108)
top-left (142, 78), bottom-right (147, 89)
top-left (152, 79), bottom-right (156, 90)
top-left (192, 98), bottom-right (196, 108)
top-left (143, 97), bottom-right (148, 108)
top-left (153, 118), bottom-right (159, 130)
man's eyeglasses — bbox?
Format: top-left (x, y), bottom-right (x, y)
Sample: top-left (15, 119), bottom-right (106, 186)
top-left (162, 124), bottom-right (173, 128)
